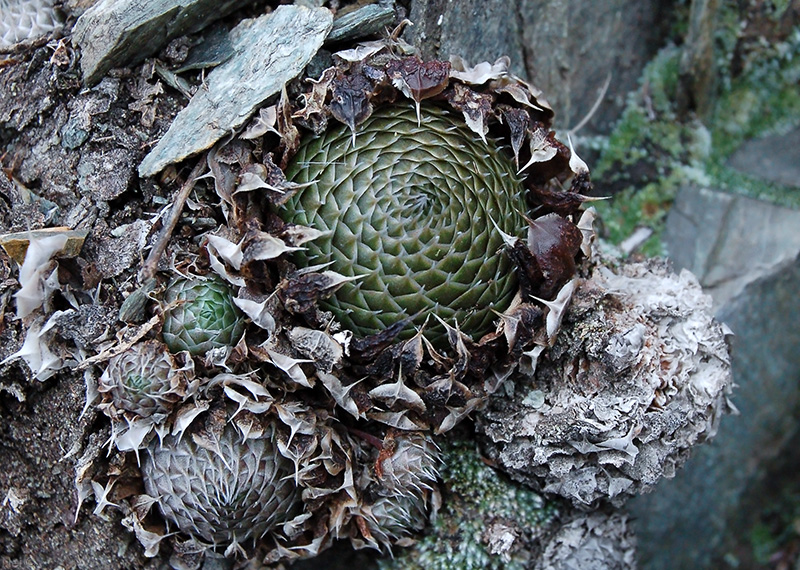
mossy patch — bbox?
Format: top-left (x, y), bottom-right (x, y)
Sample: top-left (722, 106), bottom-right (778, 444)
top-left (590, 7), bottom-right (800, 255)
top-left (379, 438), bottom-right (558, 570)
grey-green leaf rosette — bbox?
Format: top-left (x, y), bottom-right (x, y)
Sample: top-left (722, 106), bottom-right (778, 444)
top-left (284, 105), bottom-right (525, 341)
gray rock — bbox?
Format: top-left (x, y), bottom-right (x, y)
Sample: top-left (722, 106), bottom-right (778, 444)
top-left (328, 2), bottom-right (395, 43)
top-left (665, 185), bottom-right (800, 307)
top-left (77, 147), bottom-right (136, 201)
top-left (728, 127), bottom-right (800, 188)
top-left (137, 6), bottom-right (333, 178)
top-left (407, 0), bottom-right (671, 133)
top-left (72, 0), bottom-right (244, 85)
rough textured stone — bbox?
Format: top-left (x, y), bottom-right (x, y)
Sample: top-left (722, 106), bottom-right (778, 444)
top-left (407, 0), bottom-right (672, 132)
top-left (72, 0), bottom-right (243, 84)
top-left (478, 259), bottom-right (733, 508)
top-left (328, 2), bottom-right (395, 42)
top-left (77, 147), bottom-right (137, 201)
top-left (137, 5), bottom-right (333, 178)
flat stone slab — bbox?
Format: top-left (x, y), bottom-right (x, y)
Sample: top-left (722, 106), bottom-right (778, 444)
top-left (665, 185), bottom-right (800, 307)
top-left (728, 128), bottom-right (800, 188)
top-left (72, 0), bottom-right (243, 85)
top-left (138, 5), bottom-right (332, 178)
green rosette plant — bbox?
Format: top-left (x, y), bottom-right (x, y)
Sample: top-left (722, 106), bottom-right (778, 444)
top-left (162, 276), bottom-right (245, 356)
top-left (98, 340), bottom-right (187, 422)
top-left (283, 105), bottom-right (526, 341)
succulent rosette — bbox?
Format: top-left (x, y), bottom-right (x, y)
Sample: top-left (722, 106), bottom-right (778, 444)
top-left (356, 431), bottom-right (441, 548)
top-left (98, 340), bottom-right (188, 420)
top-left (97, 340), bottom-right (195, 451)
top-left (162, 276), bottom-right (246, 356)
top-left (142, 405), bottom-right (300, 552)
top-left (284, 104), bottom-right (526, 341)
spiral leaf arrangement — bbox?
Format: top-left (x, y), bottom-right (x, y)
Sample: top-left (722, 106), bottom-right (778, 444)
top-left (98, 340), bottom-right (185, 421)
top-left (284, 105), bottom-right (525, 340)
top-left (142, 409), bottom-right (299, 547)
top-left (162, 277), bottom-right (245, 356)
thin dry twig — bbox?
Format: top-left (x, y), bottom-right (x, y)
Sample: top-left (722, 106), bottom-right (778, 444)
top-left (138, 158), bottom-right (207, 282)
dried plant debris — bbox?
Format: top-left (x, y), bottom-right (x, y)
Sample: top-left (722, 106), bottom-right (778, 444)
top-left (477, 258), bottom-right (735, 508)
top-left (533, 510), bottom-right (637, 570)
top-left (0, 6), bottom-right (734, 569)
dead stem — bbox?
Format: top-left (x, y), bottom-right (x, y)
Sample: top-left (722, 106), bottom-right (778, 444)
top-left (138, 158), bottom-right (207, 282)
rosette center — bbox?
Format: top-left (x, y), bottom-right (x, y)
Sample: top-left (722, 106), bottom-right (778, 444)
top-left (284, 105), bottom-right (525, 341)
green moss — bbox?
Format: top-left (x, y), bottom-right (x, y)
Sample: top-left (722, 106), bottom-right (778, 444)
top-left (593, 13), bottom-right (800, 255)
top-left (379, 439), bottom-right (557, 570)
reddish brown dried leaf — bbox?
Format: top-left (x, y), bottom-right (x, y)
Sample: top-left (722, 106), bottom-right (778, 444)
top-left (349, 320), bottom-right (408, 363)
top-left (505, 239), bottom-right (545, 300)
top-left (526, 213), bottom-right (582, 298)
top-left (387, 56), bottom-right (450, 103)
top-left (295, 68), bottom-right (335, 118)
top-left (444, 83), bottom-right (494, 143)
top-left (528, 184), bottom-right (591, 218)
top-left (278, 272), bottom-right (349, 316)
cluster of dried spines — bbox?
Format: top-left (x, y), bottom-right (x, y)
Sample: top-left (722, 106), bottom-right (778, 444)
top-left (162, 276), bottom-right (246, 356)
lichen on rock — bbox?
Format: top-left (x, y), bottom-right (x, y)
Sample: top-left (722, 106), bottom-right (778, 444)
top-left (477, 257), bottom-right (735, 507)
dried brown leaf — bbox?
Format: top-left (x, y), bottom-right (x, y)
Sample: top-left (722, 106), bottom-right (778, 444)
top-left (387, 57), bottom-right (450, 125)
top-left (240, 105), bottom-right (280, 140)
top-left (444, 83), bottom-right (494, 143)
top-left (329, 69), bottom-right (374, 143)
top-left (526, 213), bottom-right (582, 298)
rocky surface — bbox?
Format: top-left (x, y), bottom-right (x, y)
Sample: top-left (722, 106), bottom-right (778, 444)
top-left (72, 0), bottom-right (244, 84)
top-left (664, 184), bottom-right (800, 308)
top-left (406, 0), bottom-right (673, 133)
top-left (631, 127), bottom-right (800, 569)
top-left (727, 127), bottom-right (800, 189)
